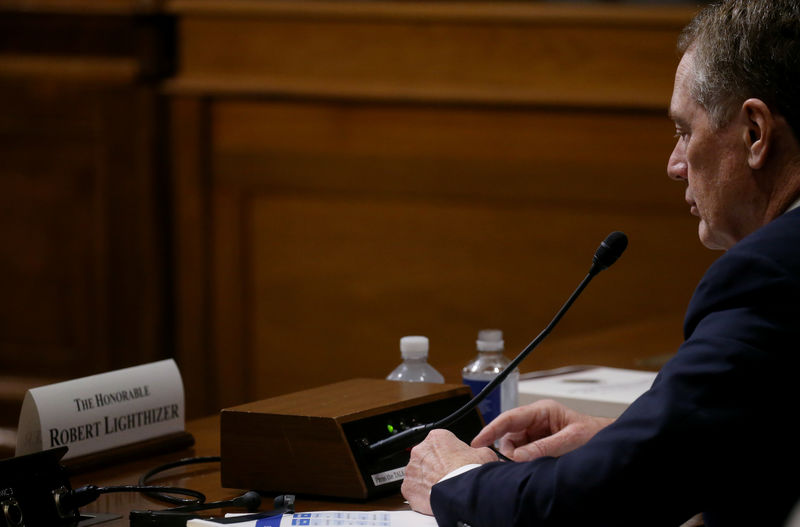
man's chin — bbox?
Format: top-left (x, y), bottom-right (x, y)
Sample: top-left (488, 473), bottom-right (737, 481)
top-left (698, 222), bottom-right (730, 251)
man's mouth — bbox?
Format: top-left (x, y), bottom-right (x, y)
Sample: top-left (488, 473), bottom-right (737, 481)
top-left (685, 190), bottom-right (699, 217)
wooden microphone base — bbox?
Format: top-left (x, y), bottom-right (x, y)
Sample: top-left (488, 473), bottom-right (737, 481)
top-left (220, 378), bottom-right (483, 499)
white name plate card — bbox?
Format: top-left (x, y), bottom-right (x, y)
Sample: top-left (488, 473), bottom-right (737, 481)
top-left (16, 359), bottom-right (185, 459)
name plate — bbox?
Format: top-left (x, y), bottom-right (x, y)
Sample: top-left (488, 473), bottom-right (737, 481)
top-left (15, 359), bottom-right (185, 459)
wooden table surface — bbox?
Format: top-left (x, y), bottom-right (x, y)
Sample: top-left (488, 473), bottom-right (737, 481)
top-left (75, 415), bottom-right (409, 526)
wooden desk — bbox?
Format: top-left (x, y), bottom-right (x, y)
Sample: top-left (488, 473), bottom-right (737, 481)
top-left (75, 416), bottom-right (408, 526)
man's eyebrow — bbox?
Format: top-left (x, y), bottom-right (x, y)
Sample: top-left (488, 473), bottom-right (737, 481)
top-left (667, 110), bottom-right (687, 127)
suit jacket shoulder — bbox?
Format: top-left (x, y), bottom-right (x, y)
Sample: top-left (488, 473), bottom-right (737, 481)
top-left (431, 211), bottom-right (800, 527)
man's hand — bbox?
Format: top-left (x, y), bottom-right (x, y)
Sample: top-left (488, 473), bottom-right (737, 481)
top-left (471, 399), bottom-right (614, 461)
top-left (401, 429), bottom-right (498, 516)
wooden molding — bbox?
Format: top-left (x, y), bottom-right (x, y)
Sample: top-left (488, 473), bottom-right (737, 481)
top-left (166, 0), bottom-right (696, 25)
top-left (0, 0), bottom-right (162, 14)
top-left (0, 55), bottom-right (140, 84)
top-left (166, 1), bottom-right (693, 110)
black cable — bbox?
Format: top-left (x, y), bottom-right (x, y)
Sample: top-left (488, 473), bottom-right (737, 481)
top-left (55, 484), bottom-right (206, 514)
top-left (138, 455), bottom-right (221, 506)
top-left (55, 455), bottom-right (280, 527)
top-left (488, 446), bottom-right (513, 463)
top-left (56, 456), bottom-right (222, 517)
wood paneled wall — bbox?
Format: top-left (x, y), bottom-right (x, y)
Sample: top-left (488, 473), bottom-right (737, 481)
top-left (0, 6), bottom-right (173, 427)
top-left (0, 2), bottom-right (719, 426)
top-left (165, 1), bottom-right (718, 417)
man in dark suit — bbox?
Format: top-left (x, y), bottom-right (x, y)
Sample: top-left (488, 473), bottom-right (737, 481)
top-left (401, 1), bottom-right (800, 525)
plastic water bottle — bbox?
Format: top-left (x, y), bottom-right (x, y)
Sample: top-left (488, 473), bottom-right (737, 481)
top-left (386, 336), bottom-right (445, 383)
top-left (462, 329), bottom-right (518, 423)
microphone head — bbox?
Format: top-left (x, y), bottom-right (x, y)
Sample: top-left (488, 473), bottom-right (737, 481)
top-left (592, 231), bottom-right (628, 272)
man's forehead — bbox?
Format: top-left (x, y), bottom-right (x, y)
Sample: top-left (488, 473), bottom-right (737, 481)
top-left (668, 53), bottom-right (695, 124)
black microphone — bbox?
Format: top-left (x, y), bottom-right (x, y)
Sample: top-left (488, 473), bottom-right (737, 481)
top-left (591, 230), bottom-right (628, 274)
top-left (368, 231), bottom-right (629, 459)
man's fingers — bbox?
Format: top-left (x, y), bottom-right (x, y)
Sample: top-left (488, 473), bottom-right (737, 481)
top-left (471, 401), bottom-right (558, 448)
top-left (510, 424), bottom-right (597, 461)
top-left (472, 408), bottom-right (534, 447)
top-left (509, 436), bottom-right (563, 461)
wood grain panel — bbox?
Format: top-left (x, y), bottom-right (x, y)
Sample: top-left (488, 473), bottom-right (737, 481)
top-left (245, 197), bottom-right (703, 400)
top-left (0, 81), bottom-right (167, 371)
top-left (170, 96), bottom-right (214, 419)
top-left (167, 1), bottom-right (715, 416)
top-left (0, 8), bottom-right (172, 425)
top-left (212, 101), bottom-right (678, 209)
top-left (168, 1), bottom-right (693, 108)
top-left (201, 99), bottom-right (717, 404)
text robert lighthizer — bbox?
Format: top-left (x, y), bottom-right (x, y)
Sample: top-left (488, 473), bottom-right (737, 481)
top-left (48, 403), bottom-right (180, 448)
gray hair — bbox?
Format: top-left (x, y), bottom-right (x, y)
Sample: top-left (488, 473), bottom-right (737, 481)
top-left (678, 0), bottom-right (800, 139)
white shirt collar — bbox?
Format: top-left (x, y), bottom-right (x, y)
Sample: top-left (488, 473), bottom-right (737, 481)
top-left (787, 195), bottom-right (800, 213)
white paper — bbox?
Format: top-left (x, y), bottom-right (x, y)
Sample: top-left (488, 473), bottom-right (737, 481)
top-left (518, 366), bottom-right (657, 418)
top-left (187, 510), bottom-right (438, 527)
top-left (16, 359), bottom-right (185, 459)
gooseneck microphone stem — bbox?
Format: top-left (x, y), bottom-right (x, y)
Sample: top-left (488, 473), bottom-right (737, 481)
top-left (435, 270), bottom-right (595, 429)
top-left (368, 231), bottom-right (628, 459)
top-left (368, 270), bottom-right (595, 459)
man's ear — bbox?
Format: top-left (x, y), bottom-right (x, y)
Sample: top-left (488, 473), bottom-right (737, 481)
top-left (741, 98), bottom-right (774, 169)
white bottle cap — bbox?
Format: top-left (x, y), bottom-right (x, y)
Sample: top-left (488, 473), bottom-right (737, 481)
top-left (400, 336), bottom-right (429, 359)
top-left (477, 329), bottom-right (504, 352)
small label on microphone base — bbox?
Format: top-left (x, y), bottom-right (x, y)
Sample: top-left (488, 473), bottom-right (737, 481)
top-left (371, 466), bottom-right (405, 486)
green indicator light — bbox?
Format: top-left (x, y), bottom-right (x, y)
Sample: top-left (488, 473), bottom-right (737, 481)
top-left (387, 424), bottom-right (395, 434)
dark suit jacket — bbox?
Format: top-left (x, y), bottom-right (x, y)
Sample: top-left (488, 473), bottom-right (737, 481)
top-left (432, 209), bottom-right (800, 526)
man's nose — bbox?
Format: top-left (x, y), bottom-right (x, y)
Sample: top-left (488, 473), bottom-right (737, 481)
top-left (667, 142), bottom-right (687, 181)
